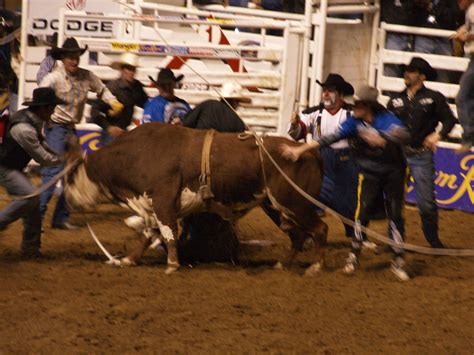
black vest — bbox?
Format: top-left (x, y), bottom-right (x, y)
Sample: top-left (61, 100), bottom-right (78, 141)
top-left (0, 109), bottom-right (44, 171)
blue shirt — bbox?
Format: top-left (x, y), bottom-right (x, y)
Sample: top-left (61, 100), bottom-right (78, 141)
top-left (142, 95), bottom-right (191, 124)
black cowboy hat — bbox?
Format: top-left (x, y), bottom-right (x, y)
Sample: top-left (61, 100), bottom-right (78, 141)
top-left (402, 57), bottom-right (437, 81)
top-left (316, 73), bottom-right (354, 96)
top-left (22, 87), bottom-right (65, 107)
top-left (51, 37), bottom-right (88, 60)
top-left (148, 68), bottom-right (184, 87)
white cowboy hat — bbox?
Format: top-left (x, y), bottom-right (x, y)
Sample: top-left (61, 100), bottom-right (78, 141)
top-left (110, 52), bottom-right (140, 70)
top-left (220, 82), bottom-right (251, 103)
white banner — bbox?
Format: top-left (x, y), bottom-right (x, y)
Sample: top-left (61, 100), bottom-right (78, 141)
top-left (28, 0), bottom-right (120, 38)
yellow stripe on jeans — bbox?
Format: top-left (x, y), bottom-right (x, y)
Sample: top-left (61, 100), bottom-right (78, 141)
top-left (354, 173), bottom-right (364, 221)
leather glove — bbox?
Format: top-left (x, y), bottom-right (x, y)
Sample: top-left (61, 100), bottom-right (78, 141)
top-left (107, 100), bottom-right (124, 117)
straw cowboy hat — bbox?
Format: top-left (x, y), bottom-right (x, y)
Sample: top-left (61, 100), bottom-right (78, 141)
top-left (401, 57), bottom-right (437, 81)
top-left (353, 85), bottom-right (379, 104)
top-left (148, 68), bottom-right (184, 87)
top-left (110, 52), bottom-right (140, 70)
top-left (220, 82), bottom-right (251, 103)
top-left (22, 87), bottom-right (65, 107)
top-left (51, 37), bottom-right (88, 60)
top-left (316, 73), bottom-right (354, 96)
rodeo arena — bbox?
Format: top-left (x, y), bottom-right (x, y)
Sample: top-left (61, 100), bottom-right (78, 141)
top-left (0, 0), bottom-right (474, 352)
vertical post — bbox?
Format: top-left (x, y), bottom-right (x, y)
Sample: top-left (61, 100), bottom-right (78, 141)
top-left (314, 0), bottom-right (328, 103)
top-left (57, 7), bottom-right (65, 49)
top-left (277, 25), bottom-right (290, 135)
top-left (18, 0), bottom-right (29, 106)
top-left (376, 21), bottom-right (387, 91)
top-left (298, 0), bottom-right (313, 111)
top-left (368, 0), bottom-right (380, 86)
top-left (309, 23), bottom-right (319, 107)
top-left (187, 0), bottom-right (193, 8)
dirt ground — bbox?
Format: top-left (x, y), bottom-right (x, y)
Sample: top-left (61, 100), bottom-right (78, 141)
top-left (0, 195), bottom-right (473, 353)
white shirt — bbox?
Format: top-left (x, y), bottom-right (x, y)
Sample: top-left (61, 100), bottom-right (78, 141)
top-left (40, 62), bottom-right (116, 124)
top-left (300, 107), bottom-right (350, 149)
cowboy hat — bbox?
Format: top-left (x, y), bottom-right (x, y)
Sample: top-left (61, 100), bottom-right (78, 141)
top-left (401, 57), bottom-right (437, 81)
top-left (51, 37), bottom-right (88, 60)
top-left (316, 73), bottom-right (354, 96)
top-left (220, 82), bottom-right (251, 103)
top-left (110, 52), bottom-right (140, 70)
top-left (148, 68), bottom-right (184, 87)
top-left (353, 85), bottom-right (379, 103)
top-left (22, 87), bottom-right (65, 107)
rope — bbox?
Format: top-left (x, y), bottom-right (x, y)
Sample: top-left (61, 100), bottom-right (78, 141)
top-left (251, 132), bottom-right (474, 256)
top-left (0, 159), bottom-right (82, 202)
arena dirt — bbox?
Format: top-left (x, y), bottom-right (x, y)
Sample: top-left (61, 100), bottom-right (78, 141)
top-left (0, 195), bottom-right (473, 352)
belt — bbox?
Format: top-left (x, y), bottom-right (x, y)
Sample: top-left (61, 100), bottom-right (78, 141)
top-left (405, 146), bottom-right (427, 156)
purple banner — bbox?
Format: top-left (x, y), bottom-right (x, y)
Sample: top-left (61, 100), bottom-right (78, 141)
top-left (406, 145), bottom-right (474, 213)
top-left (75, 126), bottom-right (102, 154)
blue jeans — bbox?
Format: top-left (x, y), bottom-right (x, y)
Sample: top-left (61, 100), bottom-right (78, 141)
top-left (0, 166), bottom-right (41, 253)
top-left (414, 36), bottom-right (452, 82)
top-left (456, 57), bottom-right (474, 146)
top-left (319, 147), bottom-right (358, 237)
top-left (407, 150), bottom-right (443, 247)
top-left (40, 123), bottom-right (73, 226)
top-left (384, 33), bottom-right (412, 77)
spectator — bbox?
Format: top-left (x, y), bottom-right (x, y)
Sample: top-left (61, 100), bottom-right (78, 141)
top-left (39, 37), bottom-right (124, 230)
top-left (281, 85), bottom-right (411, 281)
top-left (90, 52), bottom-right (148, 145)
top-left (0, 88), bottom-right (63, 258)
top-left (0, 9), bottom-right (20, 114)
top-left (178, 82), bottom-right (248, 132)
top-left (387, 57), bottom-right (456, 248)
top-left (287, 74), bottom-right (364, 245)
top-left (282, 0), bottom-right (304, 14)
top-left (453, 0), bottom-right (474, 152)
top-left (36, 32), bottom-right (58, 85)
top-left (142, 69), bottom-right (191, 124)
top-left (412, 0), bottom-right (465, 82)
top-left (380, 0), bottom-right (416, 77)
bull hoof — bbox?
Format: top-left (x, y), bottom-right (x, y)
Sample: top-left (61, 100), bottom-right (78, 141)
top-left (304, 263), bottom-right (322, 277)
top-left (106, 258), bottom-right (122, 267)
top-left (273, 261), bottom-right (284, 270)
top-left (165, 266), bottom-right (179, 275)
top-left (120, 257), bottom-right (136, 267)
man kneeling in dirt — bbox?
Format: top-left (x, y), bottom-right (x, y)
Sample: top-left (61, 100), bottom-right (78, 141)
top-left (172, 82), bottom-right (250, 263)
top-left (0, 88), bottom-right (63, 258)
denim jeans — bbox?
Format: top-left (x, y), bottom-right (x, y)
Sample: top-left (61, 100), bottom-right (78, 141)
top-left (407, 150), bottom-right (443, 247)
top-left (384, 33), bottom-right (412, 77)
top-left (40, 122), bottom-right (73, 226)
top-left (319, 147), bottom-right (358, 237)
top-left (0, 166), bottom-right (41, 253)
top-left (414, 36), bottom-right (452, 83)
top-left (456, 58), bottom-right (474, 146)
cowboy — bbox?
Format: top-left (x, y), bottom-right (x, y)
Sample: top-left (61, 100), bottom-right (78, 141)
top-left (453, 0), bottom-right (474, 152)
top-left (0, 88), bottom-right (63, 258)
top-left (288, 74), bottom-right (376, 248)
top-left (39, 37), bottom-right (124, 230)
top-left (90, 52), bottom-right (148, 145)
top-left (387, 57), bottom-right (456, 248)
top-left (177, 82), bottom-right (248, 132)
top-left (281, 85), bottom-right (411, 281)
top-left (141, 69), bottom-right (191, 124)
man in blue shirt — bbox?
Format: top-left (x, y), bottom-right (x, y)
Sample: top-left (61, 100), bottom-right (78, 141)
top-left (142, 69), bottom-right (191, 124)
top-left (281, 85), bottom-right (411, 281)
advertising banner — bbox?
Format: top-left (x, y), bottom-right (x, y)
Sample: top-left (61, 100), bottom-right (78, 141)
top-left (28, 0), bottom-right (120, 38)
top-left (406, 145), bottom-right (474, 213)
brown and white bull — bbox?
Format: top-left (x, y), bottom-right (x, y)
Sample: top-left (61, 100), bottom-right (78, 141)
top-left (64, 123), bottom-right (328, 274)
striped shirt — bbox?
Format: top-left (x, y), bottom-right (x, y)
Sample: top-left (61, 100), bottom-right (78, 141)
top-left (40, 62), bottom-right (116, 124)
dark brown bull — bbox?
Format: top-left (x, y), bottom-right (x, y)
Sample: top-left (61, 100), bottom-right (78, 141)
top-left (64, 123), bottom-right (328, 274)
